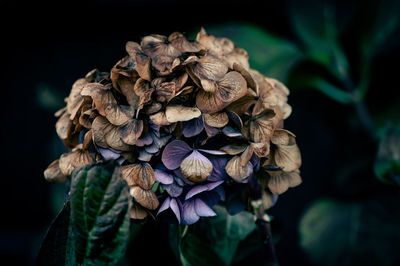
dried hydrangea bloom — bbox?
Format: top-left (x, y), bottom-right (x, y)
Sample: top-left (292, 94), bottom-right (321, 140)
top-left (44, 28), bottom-right (302, 224)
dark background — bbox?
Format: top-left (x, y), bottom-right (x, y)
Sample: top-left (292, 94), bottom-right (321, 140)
top-left (2, 0), bottom-right (400, 265)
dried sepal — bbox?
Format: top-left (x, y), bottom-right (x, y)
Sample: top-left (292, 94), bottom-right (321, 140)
top-left (149, 111), bottom-right (171, 126)
top-left (271, 129), bottom-right (301, 172)
top-left (203, 112), bottom-right (229, 128)
top-left (44, 159), bottom-right (67, 183)
top-left (165, 106), bottom-right (201, 123)
top-left (92, 116), bottom-right (132, 151)
top-left (122, 163), bottom-right (155, 189)
top-left (250, 107), bottom-right (282, 144)
top-left (196, 71), bottom-right (247, 113)
top-left (225, 156), bottom-right (252, 182)
top-left (59, 148), bottom-right (95, 176)
top-left (130, 203), bottom-right (148, 219)
top-left (130, 186), bottom-right (159, 210)
top-left (67, 78), bottom-right (88, 121)
top-left (180, 150), bottom-right (213, 183)
top-left (118, 119), bottom-right (144, 145)
top-left (267, 170), bottom-right (302, 194)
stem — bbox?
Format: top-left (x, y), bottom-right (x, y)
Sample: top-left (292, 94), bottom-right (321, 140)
top-left (248, 174), bottom-right (279, 266)
top-left (342, 76), bottom-right (376, 139)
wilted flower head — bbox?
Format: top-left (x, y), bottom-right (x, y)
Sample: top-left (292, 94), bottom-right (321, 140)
top-left (44, 28), bottom-right (302, 224)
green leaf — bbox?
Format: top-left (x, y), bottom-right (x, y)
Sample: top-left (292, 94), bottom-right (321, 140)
top-left (181, 205), bottom-right (256, 265)
top-left (180, 233), bottom-right (225, 266)
top-left (289, 0), bottom-right (350, 80)
top-left (299, 197), bottom-right (400, 266)
top-left (374, 125), bottom-right (400, 185)
top-left (36, 202), bottom-right (72, 265)
top-left (70, 161), bottom-right (131, 265)
top-left (203, 23), bottom-right (303, 81)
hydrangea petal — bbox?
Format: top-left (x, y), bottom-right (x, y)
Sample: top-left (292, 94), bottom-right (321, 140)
top-left (180, 150), bottom-right (213, 183)
top-left (182, 116), bottom-right (204, 138)
top-left (185, 181), bottom-right (224, 200)
top-left (182, 200), bottom-right (200, 225)
top-left (194, 198), bottom-right (216, 217)
top-left (162, 140), bottom-right (192, 170)
top-left (154, 169), bottom-right (174, 184)
top-left (208, 156), bottom-right (229, 182)
top-left (97, 147), bottom-right (121, 160)
top-left (157, 197), bottom-right (171, 215)
top-left (170, 198), bottom-right (181, 223)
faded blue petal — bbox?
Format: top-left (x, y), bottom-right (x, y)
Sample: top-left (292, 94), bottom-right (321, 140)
top-left (157, 197), bottom-right (171, 215)
top-left (208, 156), bottom-right (229, 182)
top-left (194, 198), bottom-right (216, 217)
top-left (154, 169), bottom-right (174, 184)
top-left (222, 126), bottom-right (243, 137)
top-left (97, 147), bottom-right (120, 160)
top-left (138, 149), bottom-right (152, 161)
top-left (182, 116), bottom-right (204, 138)
top-left (162, 182), bottom-right (184, 197)
top-left (162, 140), bottom-right (192, 170)
top-left (136, 133), bottom-right (153, 147)
top-left (185, 181), bottom-right (224, 200)
top-left (170, 198), bottom-right (181, 223)
top-left (182, 200), bottom-right (200, 225)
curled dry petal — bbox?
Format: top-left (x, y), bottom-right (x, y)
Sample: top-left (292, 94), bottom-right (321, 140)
top-left (59, 149), bottom-right (95, 176)
top-left (135, 52), bottom-right (152, 81)
top-left (250, 107), bottom-right (282, 144)
top-left (81, 83), bottom-right (134, 126)
top-left (203, 112), bottom-right (229, 128)
top-left (56, 112), bottom-right (73, 140)
top-left (44, 159), bottom-right (67, 183)
top-left (92, 116), bottom-right (132, 151)
top-left (196, 71), bottom-right (247, 113)
top-left (67, 78), bottom-right (88, 121)
top-left (180, 150), bottom-right (213, 183)
top-left (267, 170), bottom-right (302, 194)
top-left (165, 106), bottom-right (201, 123)
top-left (130, 203), bottom-right (148, 219)
top-left (118, 119), bottom-right (144, 145)
top-left (162, 140), bottom-right (192, 170)
top-left (122, 163), bottom-right (155, 189)
top-left (130, 186), bottom-right (159, 210)
top-left (149, 111), bottom-right (171, 126)
top-left (272, 130), bottom-right (301, 172)
top-left (220, 143), bottom-right (247, 155)
top-left (117, 76), bottom-right (140, 109)
top-left (225, 156), bottom-right (252, 182)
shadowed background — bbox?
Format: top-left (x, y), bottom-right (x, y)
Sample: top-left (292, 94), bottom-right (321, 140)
top-left (2, 0), bottom-right (400, 265)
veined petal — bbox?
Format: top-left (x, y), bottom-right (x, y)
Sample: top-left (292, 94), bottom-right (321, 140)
top-left (154, 169), bottom-right (174, 184)
top-left (180, 150), bottom-right (213, 183)
top-left (170, 198), bottom-right (181, 223)
top-left (182, 116), bottom-right (204, 138)
top-left (182, 200), bottom-right (200, 225)
top-left (162, 140), bottom-right (192, 170)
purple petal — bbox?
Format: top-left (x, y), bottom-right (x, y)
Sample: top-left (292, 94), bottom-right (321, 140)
top-left (174, 175), bottom-right (185, 187)
top-left (271, 194), bottom-right (279, 207)
top-left (173, 168), bottom-right (195, 185)
top-left (157, 197), bottom-right (171, 215)
top-left (154, 169), bottom-right (174, 184)
top-left (222, 126), bottom-right (243, 137)
top-left (170, 198), bottom-right (181, 223)
top-left (97, 147), bottom-right (121, 160)
top-left (250, 154), bottom-right (260, 172)
top-left (204, 123), bottom-right (219, 137)
top-left (162, 182), bottom-right (184, 197)
top-left (208, 156), bottom-right (229, 181)
top-left (162, 140), bottom-right (192, 170)
top-left (198, 149), bottom-right (226, 155)
top-left (148, 120), bottom-right (160, 137)
top-left (185, 181), bottom-right (224, 200)
top-left (182, 200), bottom-right (200, 225)
top-left (182, 116), bottom-right (204, 138)
top-left (227, 111), bottom-right (243, 128)
top-left (214, 186), bottom-right (226, 201)
top-left (138, 149), bottom-right (152, 161)
top-left (154, 134), bottom-right (171, 148)
top-left (194, 198), bottom-right (216, 217)
top-left (145, 142), bottom-right (159, 153)
top-left (135, 133), bottom-right (153, 147)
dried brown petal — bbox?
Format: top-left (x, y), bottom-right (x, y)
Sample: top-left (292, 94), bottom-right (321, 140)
top-left (135, 52), bottom-right (152, 81)
top-left (203, 112), bottom-right (229, 128)
top-left (191, 55), bottom-right (228, 83)
top-left (92, 116), bottom-right (132, 151)
top-left (169, 32), bottom-right (204, 53)
top-left (134, 78), bottom-right (154, 111)
top-left (59, 149), bottom-right (95, 176)
top-left (117, 76), bottom-right (140, 109)
top-left (67, 78), bottom-right (88, 120)
top-left (196, 28), bottom-right (235, 56)
top-left (220, 143), bottom-right (248, 155)
top-left (233, 62), bottom-right (256, 91)
top-left (111, 56), bottom-right (138, 90)
top-left (81, 83), bottom-right (134, 126)
top-left (130, 186), bottom-right (159, 210)
top-left (122, 164), bottom-right (137, 187)
top-left (196, 71), bottom-right (247, 113)
top-left (250, 107), bottom-right (282, 144)
top-left (82, 130), bottom-right (92, 150)
top-left (180, 151), bottom-right (213, 183)
top-left (155, 82), bottom-right (176, 103)
top-left (125, 41), bottom-right (141, 58)
top-left (173, 72), bottom-right (188, 91)
top-left (272, 130), bottom-right (301, 172)
top-left (130, 203), bottom-right (148, 219)
top-left (165, 106), bottom-right (201, 123)
top-left (144, 103), bottom-right (162, 115)
top-left (149, 111), bottom-right (171, 126)
top-left (267, 170), bottom-right (302, 194)
top-left (56, 112), bottom-right (73, 140)
top-left (122, 163), bottom-right (155, 189)
top-left (117, 119), bottom-right (143, 145)
top-left (44, 159), bottom-right (67, 183)
top-left (225, 156), bottom-right (252, 182)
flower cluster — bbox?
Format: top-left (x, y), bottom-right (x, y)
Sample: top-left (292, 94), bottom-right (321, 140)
top-left (44, 29), bottom-right (302, 224)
